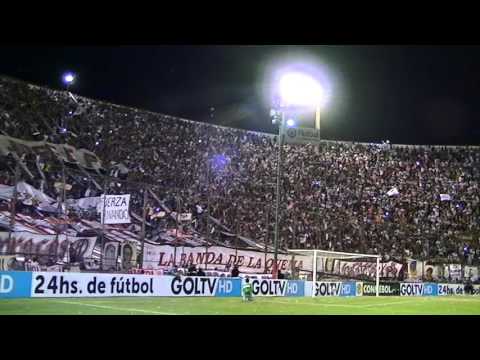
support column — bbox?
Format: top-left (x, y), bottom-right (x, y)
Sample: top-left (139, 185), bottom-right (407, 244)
top-left (312, 250), bottom-right (317, 298)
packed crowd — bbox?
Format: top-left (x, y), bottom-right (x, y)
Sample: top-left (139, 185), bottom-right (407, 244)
top-left (1, 75), bottom-right (480, 265)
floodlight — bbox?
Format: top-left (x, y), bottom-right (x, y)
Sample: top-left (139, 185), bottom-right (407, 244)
top-left (62, 72), bottom-right (75, 85)
top-left (279, 72), bottom-right (325, 108)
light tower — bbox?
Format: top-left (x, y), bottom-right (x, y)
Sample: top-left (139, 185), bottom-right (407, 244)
top-left (270, 70), bottom-right (327, 278)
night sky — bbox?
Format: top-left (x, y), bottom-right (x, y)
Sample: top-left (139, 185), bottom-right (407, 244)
top-left (1, 45), bottom-right (479, 145)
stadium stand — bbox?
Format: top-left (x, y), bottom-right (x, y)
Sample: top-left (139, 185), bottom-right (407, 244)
top-left (1, 75), bottom-right (480, 274)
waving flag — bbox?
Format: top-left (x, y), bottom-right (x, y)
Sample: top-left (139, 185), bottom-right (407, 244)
top-left (440, 194), bottom-right (451, 201)
top-left (387, 187), bottom-right (399, 197)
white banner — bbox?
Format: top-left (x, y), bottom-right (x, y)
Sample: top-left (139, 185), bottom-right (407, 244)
top-left (406, 259), bottom-right (445, 281)
top-left (440, 194), bottom-right (451, 201)
top-left (0, 255), bottom-right (22, 271)
top-left (103, 242), bottom-right (119, 271)
top-left (447, 264), bottom-right (462, 281)
top-left (120, 242), bottom-right (137, 271)
top-left (142, 244), bottom-right (311, 274)
top-left (30, 272), bottom-right (159, 297)
top-left (30, 272), bottom-right (240, 297)
top-left (0, 182), bottom-right (55, 204)
top-left (464, 266), bottom-right (479, 282)
top-left (99, 194), bottom-right (131, 224)
top-left (68, 196), bottom-right (101, 211)
top-left (438, 283), bottom-right (465, 296)
top-left (407, 259), bottom-right (421, 280)
top-left (325, 260), bottom-right (403, 279)
top-left (424, 263), bottom-right (443, 281)
top-left (0, 232), bottom-right (97, 263)
top-left (284, 127), bottom-right (321, 145)
top-left (178, 213), bottom-right (192, 222)
top-left (473, 285), bottom-right (480, 295)
top-left (437, 284), bottom-right (480, 296)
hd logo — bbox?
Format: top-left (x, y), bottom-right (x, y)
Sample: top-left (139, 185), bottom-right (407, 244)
top-left (0, 272), bottom-right (32, 298)
top-left (0, 274), bottom-right (13, 293)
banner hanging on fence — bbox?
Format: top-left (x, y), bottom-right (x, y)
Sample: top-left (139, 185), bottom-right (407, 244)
top-left (0, 232), bottom-right (97, 264)
top-left (447, 264), bottom-right (462, 281)
top-left (320, 259), bottom-right (403, 280)
top-left (0, 135), bottom-right (103, 171)
top-left (464, 266), bottom-right (479, 282)
top-left (142, 244), bottom-right (312, 274)
top-left (121, 242), bottom-right (137, 271)
top-left (0, 182), bottom-right (55, 204)
top-left (178, 213), bottom-right (192, 222)
top-left (103, 242), bottom-right (119, 271)
top-left (99, 194), bottom-right (131, 224)
top-left (0, 255), bottom-right (25, 271)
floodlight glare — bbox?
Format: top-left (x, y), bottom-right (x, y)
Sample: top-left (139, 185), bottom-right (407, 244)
top-left (63, 73), bottom-right (75, 84)
top-left (286, 119), bottom-right (296, 127)
top-left (279, 72), bottom-right (325, 108)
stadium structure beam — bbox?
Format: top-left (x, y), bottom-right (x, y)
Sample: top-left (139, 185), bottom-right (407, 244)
top-left (312, 249), bottom-right (317, 298)
top-left (272, 70), bottom-right (327, 278)
top-left (174, 194), bottom-right (180, 266)
top-left (273, 111), bottom-right (285, 278)
top-left (140, 185), bottom-right (148, 269)
top-left (7, 163), bottom-right (20, 245)
top-left (99, 178), bottom-right (108, 269)
top-left (315, 104), bottom-right (321, 154)
top-left (205, 162), bottom-right (211, 270)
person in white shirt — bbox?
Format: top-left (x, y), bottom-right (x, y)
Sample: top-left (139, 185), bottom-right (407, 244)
top-left (30, 257), bottom-right (41, 271)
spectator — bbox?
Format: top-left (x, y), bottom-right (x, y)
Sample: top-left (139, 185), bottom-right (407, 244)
top-left (1, 75), bottom-right (480, 272)
top-left (464, 277), bottom-right (474, 294)
top-left (168, 265), bottom-right (179, 275)
top-left (187, 265), bottom-right (197, 276)
top-left (424, 267), bottom-right (434, 282)
top-left (231, 265), bottom-right (240, 277)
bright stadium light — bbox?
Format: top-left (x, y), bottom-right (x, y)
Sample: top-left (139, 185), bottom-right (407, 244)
top-left (270, 66), bottom-right (331, 280)
top-left (62, 72), bottom-right (75, 85)
top-left (279, 72), bottom-right (325, 108)
top-left (286, 118), bottom-right (296, 127)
